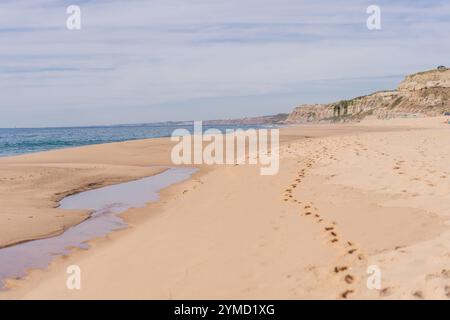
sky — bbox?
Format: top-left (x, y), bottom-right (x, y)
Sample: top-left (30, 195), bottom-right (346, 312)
top-left (0, 0), bottom-right (449, 127)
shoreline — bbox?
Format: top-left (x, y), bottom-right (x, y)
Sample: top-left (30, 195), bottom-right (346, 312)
top-left (0, 166), bottom-right (170, 250)
top-left (0, 167), bottom-right (198, 290)
top-left (0, 166), bottom-right (175, 252)
top-left (0, 117), bottom-right (449, 299)
top-left (1, 165), bottom-right (212, 296)
top-left (0, 136), bottom-right (179, 250)
top-left (0, 123), bottom-right (277, 159)
top-left (0, 123), bottom-right (359, 250)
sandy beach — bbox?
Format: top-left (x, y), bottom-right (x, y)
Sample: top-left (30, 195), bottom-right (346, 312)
top-left (1, 116), bottom-right (449, 299)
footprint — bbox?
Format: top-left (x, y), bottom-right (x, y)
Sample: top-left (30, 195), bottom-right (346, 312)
top-left (379, 287), bottom-right (392, 297)
top-left (440, 269), bottom-right (450, 279)
top-left (344, 275), bottom-right (354, 284)
top-left (445, 286), bottom-right (450, 298)
top-left (341, 290), bottom-right (354, 299)
top-left (334, 266), bottom-right (348, 273)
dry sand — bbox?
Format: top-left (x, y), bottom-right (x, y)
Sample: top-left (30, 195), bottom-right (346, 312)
top-left (1, 116), bottom-right (449, 299)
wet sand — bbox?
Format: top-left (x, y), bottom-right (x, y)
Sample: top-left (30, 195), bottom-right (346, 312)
top-left (1, 116), bottom-right (449, 299)
top-left (0, 167), bottom-right (196, 289)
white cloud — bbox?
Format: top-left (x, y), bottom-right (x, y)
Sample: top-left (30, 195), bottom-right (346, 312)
top-left (0, 0), bottom-right (449, 126)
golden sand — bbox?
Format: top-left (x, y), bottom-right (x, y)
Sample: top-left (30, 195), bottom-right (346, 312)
top-left (1, 116), bottom-right (449, 299)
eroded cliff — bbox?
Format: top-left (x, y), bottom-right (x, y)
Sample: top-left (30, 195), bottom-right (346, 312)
top-left (286, 67), bottom-right (450, 123)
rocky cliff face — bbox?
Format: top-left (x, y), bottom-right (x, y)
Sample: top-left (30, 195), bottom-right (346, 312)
top-left (286, 68), bottom-right (450, 123)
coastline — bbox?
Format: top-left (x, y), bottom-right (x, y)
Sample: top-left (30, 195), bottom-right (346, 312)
top-left (1, 117), bottom-right (449, 299)
top-left (0, 123), bottom-right (397, 249)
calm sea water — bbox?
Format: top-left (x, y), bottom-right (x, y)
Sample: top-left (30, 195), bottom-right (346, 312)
top-left (0, 123), bottom-right (271, 157)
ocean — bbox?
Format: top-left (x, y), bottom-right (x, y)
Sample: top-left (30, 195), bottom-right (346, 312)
top-left (0, 123), bottom-right (271, 157)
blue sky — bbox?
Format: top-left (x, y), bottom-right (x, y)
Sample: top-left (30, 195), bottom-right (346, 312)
top-left (1, 0), bottom-right (449, 127)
